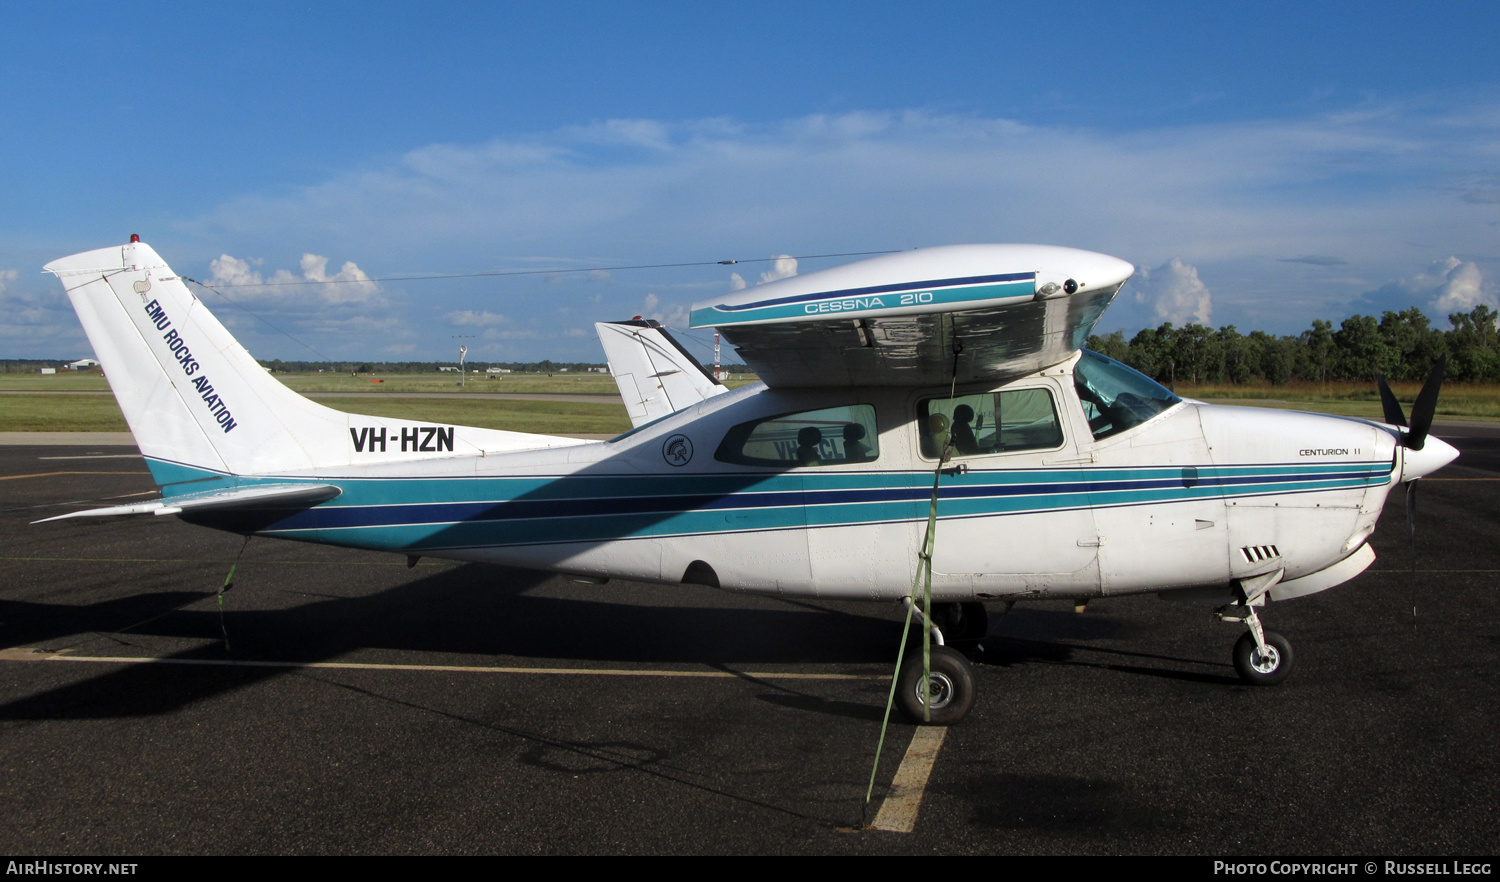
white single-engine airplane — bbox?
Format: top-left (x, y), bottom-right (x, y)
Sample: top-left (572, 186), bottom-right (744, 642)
top-left (41, 239), bottom-right (1457, 725)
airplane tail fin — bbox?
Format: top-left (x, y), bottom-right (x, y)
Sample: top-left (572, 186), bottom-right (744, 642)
top-left (595, 319), bottom-right (727, 428)
top-left (46, 240), bottom-right (583, 485)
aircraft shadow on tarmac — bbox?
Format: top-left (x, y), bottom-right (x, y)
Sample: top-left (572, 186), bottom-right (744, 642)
top-left (0, 560), bottom-right (899, 721)
top-left (951, 772), bottom-right (1169, 835)
top-left (0, 548), bottom-right (1248, 722)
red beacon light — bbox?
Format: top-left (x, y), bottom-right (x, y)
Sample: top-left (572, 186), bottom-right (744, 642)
top-left (129, 234), bottom-right (140, 243)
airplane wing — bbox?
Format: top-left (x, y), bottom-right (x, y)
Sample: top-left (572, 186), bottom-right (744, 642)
top-left (689, 245), bottom-right (1134, 388)
top-left (595, 319), bottom-right (728, 427)
top-left (33, 482), bottom-right (341, 523)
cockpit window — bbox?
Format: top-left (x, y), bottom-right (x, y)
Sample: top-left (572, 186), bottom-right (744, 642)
top-left (1073, 349), bottom-right (1180, 440)
top-left (715, 404), bottom-right (879, 467)
top-left (919, 388), bottom-right (1063, 459)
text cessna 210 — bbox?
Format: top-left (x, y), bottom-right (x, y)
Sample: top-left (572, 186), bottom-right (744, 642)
top-left (42, 239), bottom-right (1457, 725)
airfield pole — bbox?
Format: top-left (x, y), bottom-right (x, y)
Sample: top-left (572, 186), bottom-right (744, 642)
top-left (453, 335), bottom-right (473, 388)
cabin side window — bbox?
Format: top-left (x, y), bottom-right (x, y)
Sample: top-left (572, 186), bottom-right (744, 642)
top-left (715, 404), bottom-right (880, 467)
top-left (918, 388), bottom-right (1063, 459)
top-left (1073, 349), bottom-right (1181, 440)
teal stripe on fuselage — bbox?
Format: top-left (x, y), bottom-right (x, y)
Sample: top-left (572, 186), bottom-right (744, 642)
top-left (242, 460), bottom-right (1390, 553)
top-left (690, 280), bottom-right (1035, 327)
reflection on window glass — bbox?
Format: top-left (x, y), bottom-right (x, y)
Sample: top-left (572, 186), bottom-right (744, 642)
top-left (1073, 349), bottom-right (1181, 440)
top-left (919, 388), bottom-right (1062, 459)
top-left (715, 404), bottom-right (879, 467)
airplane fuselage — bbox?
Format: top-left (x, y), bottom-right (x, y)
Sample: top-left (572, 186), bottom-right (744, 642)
top-left (163, 352), bottom-right (1401, 605)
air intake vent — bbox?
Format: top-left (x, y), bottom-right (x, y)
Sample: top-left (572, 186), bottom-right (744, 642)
top-left (1240, 545), bottom-right (1281, 563)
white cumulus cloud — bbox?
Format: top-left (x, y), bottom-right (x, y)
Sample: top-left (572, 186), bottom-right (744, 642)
top-left (759, 255), bottom-right (798, 284)
top-left (1428, 257), bottom-right (1493, 313)
top-left (1352, 256), bottom-right (1498, 318)
top-left (208, 253), bottom-right (380, 306)
top-left (446, 310), bottom-right (510, 327)
top-left (642, 292), bottom-right (688, 329)
top-left (1133, 258), bottom-right (1213, 326)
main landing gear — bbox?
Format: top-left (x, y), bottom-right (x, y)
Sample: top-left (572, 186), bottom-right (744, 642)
top-left (1218, 571), bottom-right (1295, 686)
top-left (895, 601), bottom-right (986, 726)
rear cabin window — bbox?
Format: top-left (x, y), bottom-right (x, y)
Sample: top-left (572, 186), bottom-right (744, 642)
top-left (919, 388), bottom-right (1063, 459)
top-left (715, 404), bottom-right (879, 467)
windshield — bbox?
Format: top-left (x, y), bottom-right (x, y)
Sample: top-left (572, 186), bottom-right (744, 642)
top-left (1073, 349), bottom-right (1180, 440)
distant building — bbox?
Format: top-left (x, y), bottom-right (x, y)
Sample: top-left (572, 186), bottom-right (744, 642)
top-left (67, 358), bottom-right (99, 370)
top-left (485, 367), bottom-right (511, 374)
top-left (437, 366), bottom-right (458, 372)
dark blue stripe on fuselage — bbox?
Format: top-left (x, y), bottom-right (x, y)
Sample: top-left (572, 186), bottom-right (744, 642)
top-left (266, 464), bottom-right (1386, 531)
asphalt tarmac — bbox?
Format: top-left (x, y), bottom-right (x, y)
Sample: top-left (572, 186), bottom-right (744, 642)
top-left (1, 426), bottom-right (1497, 855)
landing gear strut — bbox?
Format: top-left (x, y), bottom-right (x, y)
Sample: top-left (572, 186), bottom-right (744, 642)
top-left (896, 600), bottom-right (979, 725)
top-left (1218, 570), bottom-right (1295, 686)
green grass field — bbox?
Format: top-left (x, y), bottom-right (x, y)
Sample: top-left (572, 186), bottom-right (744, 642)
top-left (4, 374), bottom-right (1496, 433)
top-left (1175, 380), bottom-right (1500, 420)
top-left (0, 371), bottom-right (758, 395)
top-left (0, 392), bottom-right (630, 434)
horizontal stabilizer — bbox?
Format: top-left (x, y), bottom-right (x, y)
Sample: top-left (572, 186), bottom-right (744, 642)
top-left (34, 483), bottom-right (341, 523)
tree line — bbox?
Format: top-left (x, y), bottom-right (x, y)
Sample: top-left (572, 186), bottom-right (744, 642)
top-left (259, 359), bottom-right (611, 374)
top-left (1086, 305), bottom-right (1500, 387)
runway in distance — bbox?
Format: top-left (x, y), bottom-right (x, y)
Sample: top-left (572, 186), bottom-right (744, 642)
top-left (40, 238), bottom-right (1458, 724)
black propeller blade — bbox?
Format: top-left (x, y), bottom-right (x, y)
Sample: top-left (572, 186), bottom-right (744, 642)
top-left (1406, 356), bottom-right (1446, 451)
top-left (1376, 356), bottom-right (1447, 624)
top-left (1376, 356), bottom-right (1446, 450)
top-left (1376, 375), bottom-right (1406, 429)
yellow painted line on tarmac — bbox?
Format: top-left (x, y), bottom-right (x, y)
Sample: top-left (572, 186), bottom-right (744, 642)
top-left (0, 648), bottom-right (875, 680)
top-left (0, 471), bottom-right (148, 481)
top-left (870, 726), bottom-right (948, 833)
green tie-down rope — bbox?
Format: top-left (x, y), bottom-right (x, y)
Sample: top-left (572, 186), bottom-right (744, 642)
top-left (865, 340), bottom-right (963, 818)
top-left (215, 536), bottom-right (251, 654)
top-left (864, 453), bottom-right (947, 815)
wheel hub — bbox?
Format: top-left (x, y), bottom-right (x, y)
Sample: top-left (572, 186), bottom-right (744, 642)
top-left (1249, 645), bottom-right (1280, 674)
top-left (915, 671), bottom-right (955, 710)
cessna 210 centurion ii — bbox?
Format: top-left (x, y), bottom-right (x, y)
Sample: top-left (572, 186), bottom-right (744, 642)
top-left (41, 238), bottom-right (1457, 725)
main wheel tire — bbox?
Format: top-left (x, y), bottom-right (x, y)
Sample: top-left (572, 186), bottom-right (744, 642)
top-left (1233, 630), bottom-right (1294, 686)
top-left (896, 645), bottom-right (976, 726)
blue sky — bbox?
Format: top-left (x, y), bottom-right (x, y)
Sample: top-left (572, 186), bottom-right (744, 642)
top-left (3, 1), bottom-right (1497, 363)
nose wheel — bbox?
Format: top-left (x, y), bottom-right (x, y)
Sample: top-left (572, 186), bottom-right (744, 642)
top-left (1232, 629), bottom-right (1294, 685)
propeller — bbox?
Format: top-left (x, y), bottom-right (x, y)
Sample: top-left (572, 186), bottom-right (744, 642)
top-left (1375, 357), bottom-right (1449, 623)
top-left (1378, 356), bottom-right (1445, 452)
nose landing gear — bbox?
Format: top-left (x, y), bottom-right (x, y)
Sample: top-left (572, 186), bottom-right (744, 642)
top-left (1218, 569), bottom-right (1295, 686)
